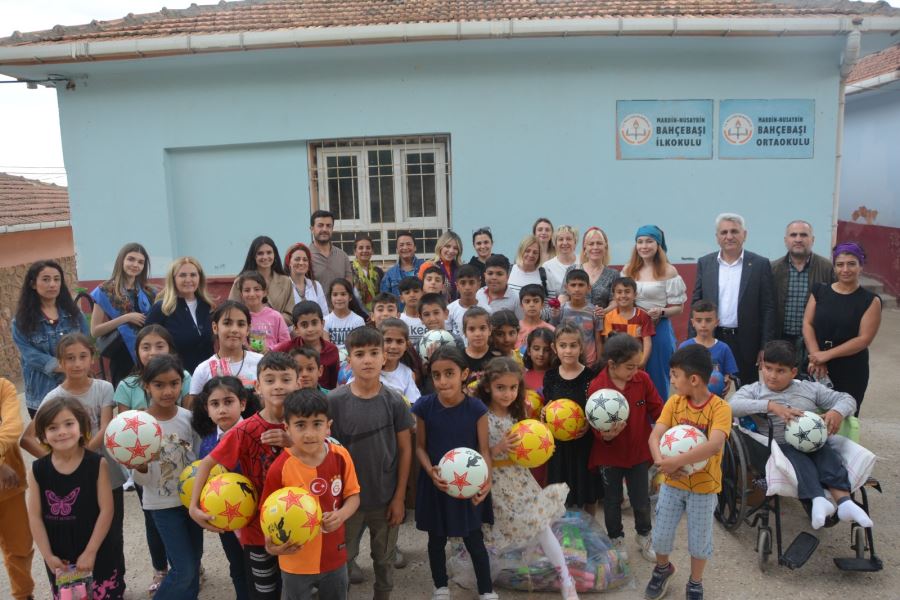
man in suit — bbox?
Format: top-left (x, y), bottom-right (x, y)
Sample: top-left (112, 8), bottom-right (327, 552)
top-left (691, 213), bottom-right (775, 385)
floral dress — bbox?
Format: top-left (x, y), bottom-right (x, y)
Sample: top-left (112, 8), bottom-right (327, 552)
top-left (484, 411), bottom-right (568, 550)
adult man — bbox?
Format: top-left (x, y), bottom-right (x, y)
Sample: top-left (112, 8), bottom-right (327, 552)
top-left (691, 213), bottom-right (775, 385)
top-left (380, 231), bottom-right (425, 297)
top-left (771, 220), bottom-right (835, 371)
top-left (309, 209), bottom-right (353, 295)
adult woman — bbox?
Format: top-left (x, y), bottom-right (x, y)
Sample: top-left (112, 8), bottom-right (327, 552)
top-left (468, 227), bottom-right (494, 283)
top-left (350, 235), bottom-right (384, 311)
top-left (533, 217), bottom-right (556, 264)
top-left (381, 231), bottom-right (425, 297)
top-left (541, 225), bottom-right (580, 299)
top-left (284, 242), bottom-right (329, 315)
top-left (418, 230), bottom-right (464, 301)
top-left (803, 242), bottom-right (881, 416)
top-left (12, 260), bottom-right (90, 417)
top-left (145, 257), bottom-right (215, 374)
top-left (229, 236), bottom-right (294, 323)
top-left (621, 225), bottom-right (687, 399)
top-left (578, 227), bottom-right (619, 312)
top-left (89, 243), bottom-right (157, 387)
top-left (508, 235), bottom-right (546, 297)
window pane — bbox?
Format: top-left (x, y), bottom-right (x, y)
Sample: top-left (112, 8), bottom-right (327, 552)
top-left (332, 230), bottom-right (383, 257)
top-left (368, 150), bottom-right (395, 224)
top-left (326, 155), bottom-right (359, 220)
top-left (406, 152), bottom-right (437, 218)
top-left (387, 228), bottom-right (440, 256)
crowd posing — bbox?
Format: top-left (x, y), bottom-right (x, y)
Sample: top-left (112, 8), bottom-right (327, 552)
top-left (0, 210), bottom-right (882, 600)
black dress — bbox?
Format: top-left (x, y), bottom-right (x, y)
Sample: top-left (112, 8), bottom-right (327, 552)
top-left (811, 283), bottom-right (880, 415)
top-left (543, 366), bottom-right (602, 506)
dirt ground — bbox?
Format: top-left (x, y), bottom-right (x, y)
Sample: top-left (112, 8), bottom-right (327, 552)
top-left (4, 307), bottom-right (899, 599)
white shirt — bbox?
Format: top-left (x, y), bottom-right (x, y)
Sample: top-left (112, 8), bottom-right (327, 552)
top-left (400, 312), bottom-right (428, 347)
top-left (447, 299), bottom-right (477, 339)
top-left (381, 364), bottom-right (421, 405)
top-left (507, 265), bottom-right (543, 298)
top-left (475, 286), bottom-right (522, 319)
top-left (323, 311), bottom-right (366, 350)
top-left (133, 408), bottom-right (200, 510)
top-left (291, 278), bottom-right (329, 315)
top-left (541, 257), bottom-right (580, 299)
top-left (216, 417), bottom-right (243, 442)
top-left (186, 299), bottom-right (199, 325)
top-left (190, 351), bottom-right (264, 394)
top-left (717, 251), bottom-right (744, 328)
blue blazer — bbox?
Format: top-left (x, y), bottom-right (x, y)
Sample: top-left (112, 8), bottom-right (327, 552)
top-left (145, 297), bottom-right (214, 374)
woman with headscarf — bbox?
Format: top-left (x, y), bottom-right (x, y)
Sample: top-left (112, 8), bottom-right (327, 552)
top-left (350, 235), bottom-right (384, 311)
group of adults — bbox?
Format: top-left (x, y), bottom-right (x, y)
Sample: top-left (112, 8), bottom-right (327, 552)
top-left (13, 210), bottom-right (882, 419)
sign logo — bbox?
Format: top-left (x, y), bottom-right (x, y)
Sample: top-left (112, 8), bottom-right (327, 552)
top-left (331, 477), bottom-right (343, 497)
top-left (723, 114), bottom-right (753, 145)
top-left (309, 477), bottom-right (327, 496)
top-left (619, 114), bottom-right (652, 146)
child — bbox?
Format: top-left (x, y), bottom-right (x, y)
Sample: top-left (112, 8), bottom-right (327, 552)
top-left (422, 265), bottom-right (447, 296)
top-left (448, 264), bottom-right (481, 337)
top-left (524, 326), bottom-right (556, 393)
top-left (398, 276), bottom-right (428, 347)
top-left (552, 269), bottom-right (604, 368)
top-left (371, 292), bottom-right (400, 328)
top-left (476, 254), bottom-right (520, 317)
top-left (490, 309), bottom-right (523, 365)
top-left (380, 319), bottom-right (423, 404)
top-left (730, 340), bottom-right (869, 530)
top-left (191, 300), bottom-right (264, 394)
top-left (544, 324), bottom-right (601, 511)
top-left (413, 346), bottom-right (497, 600)
top-left (290, 347), bottom-right (327, 392)
top-left (419, 293), bottom-right (466, 349)
top-left (26, 398), bottom-right (120, 598)
top-left (190, 352), bottom-right (300, 600)
top-left (601, 277), bottom-right (654, 368)
top-left (679, 300), bottom-right (739, 397)
top-left (261, 390), bottom-right (362, 599)
top-left (115, 324), bottom-right (192, 413)
top-left (238, 270), bottom-right (291, 352)
top-left (134, 354), bottom-right (203, 599)
top-left (646, 345), bottom-right (732, 600)
top-left (517, 283), bottom-right (555, 350)
top-left (587, 335), bottom-right (663, 562)
top-left (462, 307), bottom-right (495, 382)
top-left (273, 301), bottom-right (340, 390)
top-left (328, 327), bottom-right (414, 599)
top-left (0, 377), bottom-right (34, 600)
top-left (325, 278), bottom-right (368, 350)
top-left (478, 357), bottom-right (577, 599)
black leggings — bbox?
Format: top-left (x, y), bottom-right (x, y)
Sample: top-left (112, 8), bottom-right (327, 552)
top-left (427, 529), bottom-right (492, 595)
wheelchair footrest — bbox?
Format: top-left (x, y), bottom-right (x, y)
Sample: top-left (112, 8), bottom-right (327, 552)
top-left (782, 532), bottom-right (819, 569)
top-left (834, 556), bottom-right (883, 572)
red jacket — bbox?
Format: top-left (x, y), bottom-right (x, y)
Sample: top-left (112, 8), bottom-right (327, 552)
top-left (587, 368), bottom-right (663, 469)
top-left (272, 337), bottom-right (340, 390)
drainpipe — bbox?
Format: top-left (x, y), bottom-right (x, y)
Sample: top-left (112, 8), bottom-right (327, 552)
top-left (832, 26), bottom-right (861, 246)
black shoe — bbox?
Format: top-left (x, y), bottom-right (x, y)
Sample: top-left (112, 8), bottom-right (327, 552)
top-left (685, 579), bottom-right (703, 600)
top-left (644, 562), bottom-right (675, 600)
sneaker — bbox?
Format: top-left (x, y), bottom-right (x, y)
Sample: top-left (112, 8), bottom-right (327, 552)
top-left (635, 533), bottom-right (656, 562)
top-left (685, 579), bottom-right (704, 600)
top-left (123, 473), bottom-right (135, 492)
top-left (148, 570), bottom-right (166, 595)
top-left (394, 548), bottom-right (408, 569)
top-left (644, 562), bottom-right (675, 600)
top-left (348, 560), bottom-right (366, 584)
top-left (611, 536), bottom-right (629, 561)
top-left (479, 594), bottom-right (499, 600)
top-left (432, 587), bottom-right (450, 599)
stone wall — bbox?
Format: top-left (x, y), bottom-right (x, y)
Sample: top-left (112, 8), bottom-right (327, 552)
top-left (0, 255), bottom-right (79, 385)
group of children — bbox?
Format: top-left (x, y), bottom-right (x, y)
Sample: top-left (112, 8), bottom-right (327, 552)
top-left (1, 248), bottom-right (876, 600)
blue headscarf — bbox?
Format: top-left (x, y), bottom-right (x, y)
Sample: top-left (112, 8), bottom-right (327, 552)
top-left (635, 225), bottom-right (667, 253)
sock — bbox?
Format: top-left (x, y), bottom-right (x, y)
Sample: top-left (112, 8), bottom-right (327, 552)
top-left (655, 562), bottom-right (672, 572)
top-left (688, 579), bottom-right (703, 587)
top-left (811, 496), bottom-right (836, 529)
top-left (837, 497), bottom-right (873, 527)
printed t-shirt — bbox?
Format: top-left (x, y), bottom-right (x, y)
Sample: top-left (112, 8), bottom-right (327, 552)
top-left (678, 338), bottom-right (739, 394)
top-left (324, 312), bottom-right (366, 350)
top-left (190, 351), bottom-right (263, 394)
top-left (601, 307), bottom-right (656, 339)
top-left (554, 302), bottom-right (603, 366)
top-left (399, 313), bottom-right (428, 348)
top-left (516, 321), bottom-right (554, 355)
top-left (249, 306), bottom-right (292, 352)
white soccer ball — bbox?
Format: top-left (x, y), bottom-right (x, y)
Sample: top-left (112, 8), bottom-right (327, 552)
top-left (785, 411), bottom-right (828, 453)
top-left (419, 329), bottom-right (456, 362)
top-left (438, 447), bottom-right (490, 499)
top-left (658, 424), bottom-right (708, 475)
top-left (104, 410), bottom-right (162, 467)
top-left (585, 388), bottom-right (630, 432)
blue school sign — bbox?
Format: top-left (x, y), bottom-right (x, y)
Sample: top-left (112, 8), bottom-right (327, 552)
top-left (719, 99), bottom-right (815, 159)
top-left (616, 100), bottom-right (713, 160)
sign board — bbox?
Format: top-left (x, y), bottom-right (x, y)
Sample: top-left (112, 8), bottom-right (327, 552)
top-left (719, 99), bottom-right (815, 159)
top-left (616, 100), bottom-right (713, 160)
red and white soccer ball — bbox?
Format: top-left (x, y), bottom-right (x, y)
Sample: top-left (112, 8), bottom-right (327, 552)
top-left (438, 447), bottom-right (490, 499)
top-left (104, 410), bottom-right (162, 467)
top-left (658, 424), bottom-right (708, 475)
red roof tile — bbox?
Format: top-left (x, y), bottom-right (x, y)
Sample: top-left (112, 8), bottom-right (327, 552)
top-left (0, 173), bottom-right (70, 227)
top-left (847, 43), bottom-right (900, 83)
top-left (2, 0), bottom-right (898, 46)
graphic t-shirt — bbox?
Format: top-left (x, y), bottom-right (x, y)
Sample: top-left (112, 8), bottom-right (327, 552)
top-left (601, 307), bottom-right (655, 339)
top-left (132, 408), bottom-right (199, 510)
top-left (553, 302), bottom-right (603, 366)
top-left (678, 338), bottom-right (739, 396)
top-left (399, 313), bottom-right (428, 348)
top-left (249, 306), bottom-right (292, 352)
top-left (190, 351), bottom-right (263, 394)
top-left (324, 312), bottom-right (366, 350)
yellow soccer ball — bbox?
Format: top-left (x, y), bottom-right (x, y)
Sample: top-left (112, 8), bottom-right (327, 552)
top-left (508, 419), bottom-right (555, 468)
top-left (178, 461), bottom-right (227, 508)
top-left (200, 472), bottom-right (258, 531)
top-left (260, 486), bottom-right (323, 547)
top-left (467, 379), bottom-right (480, 395)
top-left (524, 389), bottom-right (544, 420)
top-left (544, 399), bottom-right (587, 441)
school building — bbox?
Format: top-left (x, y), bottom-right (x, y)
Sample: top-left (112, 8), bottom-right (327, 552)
top-left (1, 0), bottom-right (899, 285)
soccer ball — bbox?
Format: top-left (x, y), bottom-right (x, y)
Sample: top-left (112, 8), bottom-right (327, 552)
top-left (585, 388), bottom-right (630, 432)
top-left (544, 399), bottom-right (587, 441)
top-left (419, 329), bottom-right (456, 362)
top-left (658, 425), bottom-right (709, 475)
top-left (260, 486), bottom-right (323, 546)
top-left (508, 419), bottom-right (555, 468)
top-left (200, 472), bottom-right (258, 531)
top-left (524, 389), bottom-right (544, 420)
top-left (104, 410), bottom-right (162, 467)
top-left (438, 447), bottom-right (490, 499)
top-left (178, 461), bottom-right (227, 508)
top-left (785, 411), bottom-right (828, 453)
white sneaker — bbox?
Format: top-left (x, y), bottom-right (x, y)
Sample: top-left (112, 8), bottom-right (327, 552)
top-left (611, 536), bottom-right (628, 561)
top-left (635, 533), bottom-right (656, 562)
top-left (432, 586), bottom-right (450, 599)
top-left (479, 594), bottom-right (499, 600)
top-left (123, 473), bottom-right (135, 492)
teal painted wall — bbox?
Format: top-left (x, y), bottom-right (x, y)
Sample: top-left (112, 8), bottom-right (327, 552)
top-left (47, 36), bottom-right (843, 278)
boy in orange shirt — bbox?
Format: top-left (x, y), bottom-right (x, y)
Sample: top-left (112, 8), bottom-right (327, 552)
top-left (262, 389), bottom-right (361, 599)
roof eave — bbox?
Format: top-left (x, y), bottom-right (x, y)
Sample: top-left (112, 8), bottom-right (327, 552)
top-left (847, 69), bottom-right (900, 93)
top-left (0, 220), bottom-right (71, 234)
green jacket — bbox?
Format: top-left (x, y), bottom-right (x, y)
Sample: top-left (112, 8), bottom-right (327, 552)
top-left (770, 253), bottom-right (835, 336)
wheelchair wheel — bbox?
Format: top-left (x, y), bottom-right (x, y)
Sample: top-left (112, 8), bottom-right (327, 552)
top-left (716, 431), bottom-right (748, 531)
top-left (757, 528), bottom-right (772, 571)
top-left (853, 525), bottom-right (866, 559)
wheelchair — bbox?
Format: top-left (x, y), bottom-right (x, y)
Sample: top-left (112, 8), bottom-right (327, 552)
top-left (714, 415), bottom-right (882, 572)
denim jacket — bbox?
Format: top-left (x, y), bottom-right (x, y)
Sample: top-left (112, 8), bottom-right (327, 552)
top-left (12, 311), bottom-right (90, 410)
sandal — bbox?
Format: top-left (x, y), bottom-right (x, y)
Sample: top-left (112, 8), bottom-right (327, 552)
top-left (148, 570), bottom-right (167, 595)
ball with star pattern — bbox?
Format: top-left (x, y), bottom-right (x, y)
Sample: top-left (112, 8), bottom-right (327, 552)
top-left (507, 419), bottom-right (555, 468)
top-left (438, 447), bottom-right (490, 499)
top-left (658, 424), bottom-right (709, 475)
top-left (543, 399), bottom-right (588, 441)
top-left (200, 472), bottom-right (258, 531)
top-left (260, 486), bottom-right (323, 546)
top-left (178, 460), bottom-right (228, 508)
top-left (785, 411), bottom-right (828, 453)
top-left (104, 410), bottom-right (162, 468)
top-left (585, 388), bottom-right (630, 432)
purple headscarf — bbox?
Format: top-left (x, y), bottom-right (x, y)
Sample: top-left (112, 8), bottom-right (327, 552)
top-left (832, 242), bottom-right (866, 265)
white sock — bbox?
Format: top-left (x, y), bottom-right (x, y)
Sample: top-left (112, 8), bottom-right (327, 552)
top-left (811, 496), bottom-right (835, 529)
top-left (538, 526), bottom-right (574, 587)
top-left (837, 499), bottom-right (873, 528)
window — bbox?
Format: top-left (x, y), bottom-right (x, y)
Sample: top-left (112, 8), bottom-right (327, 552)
top-left (310, 135), bottom-right (451, 261)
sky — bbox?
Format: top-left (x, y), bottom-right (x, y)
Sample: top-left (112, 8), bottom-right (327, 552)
top-left (2, 0), bottom-right (900, 187)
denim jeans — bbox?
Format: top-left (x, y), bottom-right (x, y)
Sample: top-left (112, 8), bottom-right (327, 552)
top-left (151, 506), bottom-right (203, 600)
top-left (135, 484), bottom-right (168, 572)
